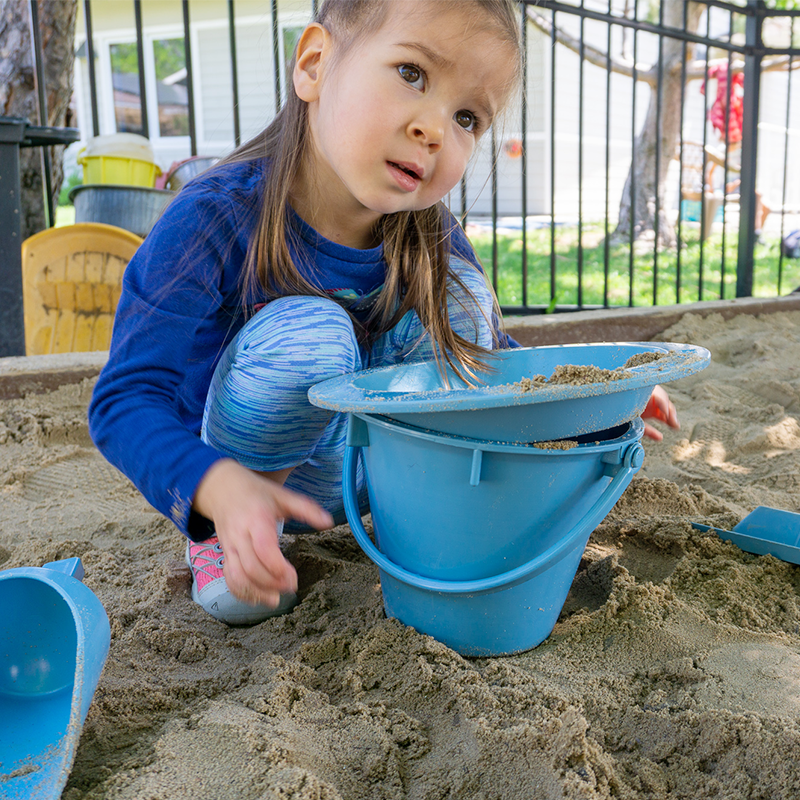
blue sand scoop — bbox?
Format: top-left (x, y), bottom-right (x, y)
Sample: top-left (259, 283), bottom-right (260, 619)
top-left (692, 507), bottom-right (800, 565)
top-left (310, 342), bottom-right (710, 442)
top-left (0, 557), bottom-right (110, 799)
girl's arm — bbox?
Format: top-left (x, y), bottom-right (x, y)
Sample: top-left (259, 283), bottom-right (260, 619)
top-left (90, 176), bottom-right (332, 606)
top-left (89, 187), bottom-right (237, 537)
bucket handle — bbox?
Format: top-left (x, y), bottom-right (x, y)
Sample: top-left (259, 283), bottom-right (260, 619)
top-left (342, 440), bottom-right (644, 596)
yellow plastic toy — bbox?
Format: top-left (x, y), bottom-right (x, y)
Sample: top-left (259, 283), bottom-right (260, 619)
top-left (21, 223), bottom-right (143, 355)
top-left (77, 133), bottom-right (162, 187)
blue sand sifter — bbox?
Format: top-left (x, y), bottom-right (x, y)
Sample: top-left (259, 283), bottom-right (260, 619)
top-left (310, 342), bottom-right (710, 443)
top-left (0, 557), bottom-right (110, 799)
top-left (310, 342), bottom-right (711, 656)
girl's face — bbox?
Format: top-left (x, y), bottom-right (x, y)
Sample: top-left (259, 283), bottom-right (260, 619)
top-left (292, 0), bottom-right (517, 248)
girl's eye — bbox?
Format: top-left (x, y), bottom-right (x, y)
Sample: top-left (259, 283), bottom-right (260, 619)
top-left (455, 109), bottom-right (477, 133)
top-left (398, 64), bottom-right (425, 90)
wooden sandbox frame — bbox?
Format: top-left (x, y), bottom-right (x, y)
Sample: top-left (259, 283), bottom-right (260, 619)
top-left (2, 295), bottom-right (800, 401)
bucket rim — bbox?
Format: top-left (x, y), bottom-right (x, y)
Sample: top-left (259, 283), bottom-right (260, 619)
top-left (0, 567), bottom-right (88, 647)
top-left (353, 412), bottom-right (645, 454)
top-left (69, 184), bottom-right (176, 201)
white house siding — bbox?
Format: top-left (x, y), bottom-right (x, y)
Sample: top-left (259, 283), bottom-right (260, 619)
top-left (757, 68), bottom-right (800, 213)
top-left (194, 24), bottom-right (236, 147)
top-left (227, 21), bottom-right (282, 145)
top-left (193, 20), bottom-right (286, 150)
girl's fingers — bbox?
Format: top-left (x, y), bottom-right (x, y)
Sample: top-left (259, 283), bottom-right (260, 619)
top-left (642, 385), bottom-right (680, 430)
top-left (642, 422), bottom-right (664, 441)
top-left (219, 544), bottom-right (268, 605)
top-left (247, 519), bottom-right (298, 591)
top-left (642, 395), bottom-right (666, 423)
top-left (271, 482), bottom-right (334, 530)
top-left (225, 531), bottom-right (297, 604)
top-left (209, 468), bottom-right (332, 606)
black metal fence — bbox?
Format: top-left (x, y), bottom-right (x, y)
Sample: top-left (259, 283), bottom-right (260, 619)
top-left (489, 0), bottom-right (800, 315)
top-left (31, 1), bottom-right (800, 315)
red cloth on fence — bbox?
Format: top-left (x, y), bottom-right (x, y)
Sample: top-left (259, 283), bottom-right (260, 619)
top-left (701, 63), bottom-right (744, 144)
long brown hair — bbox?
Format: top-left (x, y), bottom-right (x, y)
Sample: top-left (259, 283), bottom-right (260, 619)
top-left (221, 0), bottom-right (521, 381)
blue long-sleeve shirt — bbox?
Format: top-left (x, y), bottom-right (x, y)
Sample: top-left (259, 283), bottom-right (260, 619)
top-left (88, 159), bottom-right (515, 540)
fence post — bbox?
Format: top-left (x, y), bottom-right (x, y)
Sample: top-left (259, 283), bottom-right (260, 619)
top-left (0, 120), bottom-right (27, 357)
top-left (736, 0), bottom-right (762, 298)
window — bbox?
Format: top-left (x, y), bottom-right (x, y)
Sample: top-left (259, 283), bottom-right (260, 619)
top-left (108, 36), bottom-right (189, 139)
top-left (109, 42), bottom-right (143, 134)
top-left (153, 38), bottom-right (189, 137)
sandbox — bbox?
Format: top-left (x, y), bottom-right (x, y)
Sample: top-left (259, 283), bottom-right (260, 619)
top-left (2, 295), bottom-right (800, 799)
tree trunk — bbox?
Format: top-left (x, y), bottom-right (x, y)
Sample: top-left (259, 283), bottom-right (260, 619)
top-left (0, 0), bottom-right (78, 239)
top-left (611, 1), bottom-right (705, 247)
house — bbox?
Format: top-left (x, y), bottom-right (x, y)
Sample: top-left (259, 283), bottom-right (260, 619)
top-left (71, 0), bottom-right (800, 221)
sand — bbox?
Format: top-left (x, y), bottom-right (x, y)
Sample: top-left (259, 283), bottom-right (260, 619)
top-left (3, 309), bottom-right (800, 799)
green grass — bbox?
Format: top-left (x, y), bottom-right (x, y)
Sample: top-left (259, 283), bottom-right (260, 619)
top-left (469, 222), bottom-right (800, 309)
top-left (55, 205), bottom-right (75, 227)
top-left (58, 172), bottom-right (82, 207)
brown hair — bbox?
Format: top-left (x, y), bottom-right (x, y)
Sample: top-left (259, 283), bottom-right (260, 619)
top-left (221, 0), bottom-right (521, 381)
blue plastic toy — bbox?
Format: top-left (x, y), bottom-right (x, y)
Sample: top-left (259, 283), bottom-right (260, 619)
top-left (310, 342), bottom-right (710, 442)
top-left (692, 506), bottom-right (800, 564)
top-left (0, 557), bottom-right (110, 799)
top-left (342, 413), bottom-right (645, 656)
top-left (310, 341), bottom-right (711, 656)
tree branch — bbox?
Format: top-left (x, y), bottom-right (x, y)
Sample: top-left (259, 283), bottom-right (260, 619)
top-left (526, 6), bottom-right (800, 86)
top-left (683, 54), bottom-right (800, 80)
top-left (525, 6), bottom-right (656, 84)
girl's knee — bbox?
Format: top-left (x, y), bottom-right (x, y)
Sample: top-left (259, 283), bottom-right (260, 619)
top-left (203, 297), bottom-right (361, 470)
top-left (236, 296), bottom-right (361, 373)
top-left (447, 260), bottom-right (494, 348)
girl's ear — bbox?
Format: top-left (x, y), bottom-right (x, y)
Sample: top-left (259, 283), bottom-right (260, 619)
top-left (294, 23), bottom-right (330, 102)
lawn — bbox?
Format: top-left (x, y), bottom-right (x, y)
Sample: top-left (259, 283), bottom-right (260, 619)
top-left (55, 204), bottom-right (75, 227)
top-left (52, 206), bottom-right (800, 306)
top-left (468, 222), bottom-right (800, 309)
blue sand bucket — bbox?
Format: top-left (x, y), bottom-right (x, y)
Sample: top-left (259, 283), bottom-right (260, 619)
top-left (310, 342), bottom-right (709, 442)
top-left (343, 414), bottom-right (644, 656)
top-left (347, 413), bottom-right (644, 581)
top-left (0, 558), bottom-right (110, 800)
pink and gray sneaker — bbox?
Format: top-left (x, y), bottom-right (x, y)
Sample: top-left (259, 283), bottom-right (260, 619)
top-left (185, 526), bottom-right (297, 626)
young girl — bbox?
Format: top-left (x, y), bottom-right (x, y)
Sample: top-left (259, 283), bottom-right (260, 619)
top-left (89, 0), bottom-right (676, 627)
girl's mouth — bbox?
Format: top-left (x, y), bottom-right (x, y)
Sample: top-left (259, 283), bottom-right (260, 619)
top-left (390, 162), bottom-right (420, 179)
top-left (387, 161), bottom-right (423, 192)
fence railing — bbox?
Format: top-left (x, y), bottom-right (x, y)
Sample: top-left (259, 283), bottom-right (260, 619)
top-left (33, 1), bottom-right (800, 317)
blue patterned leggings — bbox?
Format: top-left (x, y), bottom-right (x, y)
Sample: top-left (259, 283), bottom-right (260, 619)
top-left (201, 260), bottom-right (494, 531)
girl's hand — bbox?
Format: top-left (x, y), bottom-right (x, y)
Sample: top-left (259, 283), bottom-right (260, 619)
top-left (641, 384), bottom-right (679, 441)
top-left (192, 459), bottom-right (333, 607)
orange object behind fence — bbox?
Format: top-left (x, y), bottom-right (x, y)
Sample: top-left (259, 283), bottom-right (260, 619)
top-left (21, 223), bottom-right (143, 355)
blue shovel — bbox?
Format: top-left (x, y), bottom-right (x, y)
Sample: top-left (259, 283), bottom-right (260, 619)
top-left (0, 557), bottom-right (110, 799)
top-left (692, 506), bottom-right (800, 565)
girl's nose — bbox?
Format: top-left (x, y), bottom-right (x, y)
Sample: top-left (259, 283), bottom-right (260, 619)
top-left (408, 114), bottom-right (444, 151)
